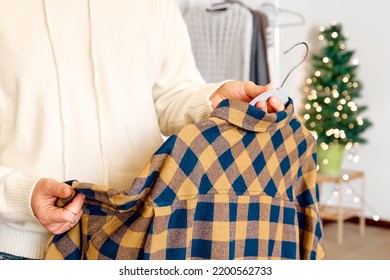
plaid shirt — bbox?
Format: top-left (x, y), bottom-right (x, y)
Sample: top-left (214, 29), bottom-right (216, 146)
top-left (44, 99), bottom-right (325, 260)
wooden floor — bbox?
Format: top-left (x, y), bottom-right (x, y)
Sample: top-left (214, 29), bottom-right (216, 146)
top-left (322, 221), bottom-right (390, 260)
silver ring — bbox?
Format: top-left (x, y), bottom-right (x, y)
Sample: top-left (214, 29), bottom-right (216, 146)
top-left (70, 220), bottom-right (76, 224)
top-left (65, 208), bottom-right (77, 216)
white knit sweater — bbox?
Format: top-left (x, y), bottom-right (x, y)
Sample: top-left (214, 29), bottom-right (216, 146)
top-left (0, 0), bottom-right (223, 259)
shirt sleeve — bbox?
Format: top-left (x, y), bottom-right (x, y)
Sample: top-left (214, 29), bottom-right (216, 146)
top-left (152, 0), bottom-right (226, 136)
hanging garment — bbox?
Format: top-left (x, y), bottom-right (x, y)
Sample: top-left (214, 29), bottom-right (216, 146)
top-left (182, 4), bottom-right (253, 82)
top-left (249, 9), bottom-right (271, 85)
top-left (44, 99), bottom-right (325, 260)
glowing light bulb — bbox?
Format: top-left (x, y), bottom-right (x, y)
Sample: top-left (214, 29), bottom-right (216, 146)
top-left (342, 174), bottom-right (350, 181)
top-left (373, 215), bottom-right (380, 221)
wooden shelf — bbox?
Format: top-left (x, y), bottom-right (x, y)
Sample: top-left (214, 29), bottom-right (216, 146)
top-left (320, 206), bottom-right (361, 221)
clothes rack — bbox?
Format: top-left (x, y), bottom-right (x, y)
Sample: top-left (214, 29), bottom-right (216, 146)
top-left (179, 0), bottom-right (305, 85)
top-left (262, 0), bottom-right (305, 84)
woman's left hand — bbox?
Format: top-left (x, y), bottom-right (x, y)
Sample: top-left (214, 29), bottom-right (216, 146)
top-left (209, 81), bottom-right (285, 113)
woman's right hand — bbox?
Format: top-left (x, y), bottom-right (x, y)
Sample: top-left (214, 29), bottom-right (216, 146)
top-left (31, 178), bottom-right (85, 234)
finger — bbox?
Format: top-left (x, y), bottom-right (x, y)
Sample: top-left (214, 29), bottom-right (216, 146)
top-left (267, 96), bottom-right (285, 113)
top-left (263, 82), bottom-right (276, 92)
top-left (48, 206), bottom-right (83, 234)
top-left (244, 82), bottom-right (277, 101)
top-left (68, 209), bottom-right (83, 228)
top-left (42, 192), bottom-right (85, 227)
top-left (243, 81), bottom-right (264, 99)
top-left (62, 193), bottom-right (86, 221)
top-left (255, 100), bottom-right (268, 112)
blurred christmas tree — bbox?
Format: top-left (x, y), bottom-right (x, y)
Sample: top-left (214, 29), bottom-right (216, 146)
top-left (301, 22), bottom-right (372, 174)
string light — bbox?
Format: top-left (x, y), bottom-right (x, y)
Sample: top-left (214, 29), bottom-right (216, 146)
top-left (303, 22), bottom-right (375, 219)
top-left (325, 181), bottom-right (381, 222)
top-left (323, 57), bottom-right (330, 63)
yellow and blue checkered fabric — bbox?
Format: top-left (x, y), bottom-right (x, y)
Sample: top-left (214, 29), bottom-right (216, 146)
top-left (44, 99), bottom-right (325, 260)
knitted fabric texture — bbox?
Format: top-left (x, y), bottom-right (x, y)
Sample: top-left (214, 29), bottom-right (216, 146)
top-left (182, 4), bottom-right (253, 82)
top-left (44, 99), bottom-right (325, 260)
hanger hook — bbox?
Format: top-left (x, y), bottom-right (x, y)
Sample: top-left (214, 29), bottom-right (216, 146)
top-left (280, 42), bottom-right (309, 88)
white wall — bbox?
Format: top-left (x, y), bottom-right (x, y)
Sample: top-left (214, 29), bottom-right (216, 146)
top-left (177, 0), bottom-right (390, 221)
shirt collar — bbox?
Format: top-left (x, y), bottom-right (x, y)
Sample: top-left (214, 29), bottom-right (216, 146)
top-left (211, 98), bottom-right (294, 132)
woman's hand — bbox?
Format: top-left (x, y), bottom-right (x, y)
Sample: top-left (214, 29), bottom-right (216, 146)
top-left (31, 178), bottom-right (85, 234)
top-left (210, 81), bottom-right (285, 113)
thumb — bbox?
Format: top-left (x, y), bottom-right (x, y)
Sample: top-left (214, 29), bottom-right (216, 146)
top-left (53, 182), bottom-right (73, 199)
top-left (244, 82), bottom-right (276, 99)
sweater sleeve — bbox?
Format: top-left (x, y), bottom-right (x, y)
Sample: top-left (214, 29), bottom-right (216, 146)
top-left (152, 0), bottom-right (226, 136)
top-left (0, 166), bottom-right (42, 227)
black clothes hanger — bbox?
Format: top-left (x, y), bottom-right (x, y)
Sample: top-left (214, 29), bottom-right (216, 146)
top-left (249, 41), bottom-right (309, 107)
top-left (206, 0), bottom-right (247, 12)
top-left (260, 3), bottom-right (305, 27)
